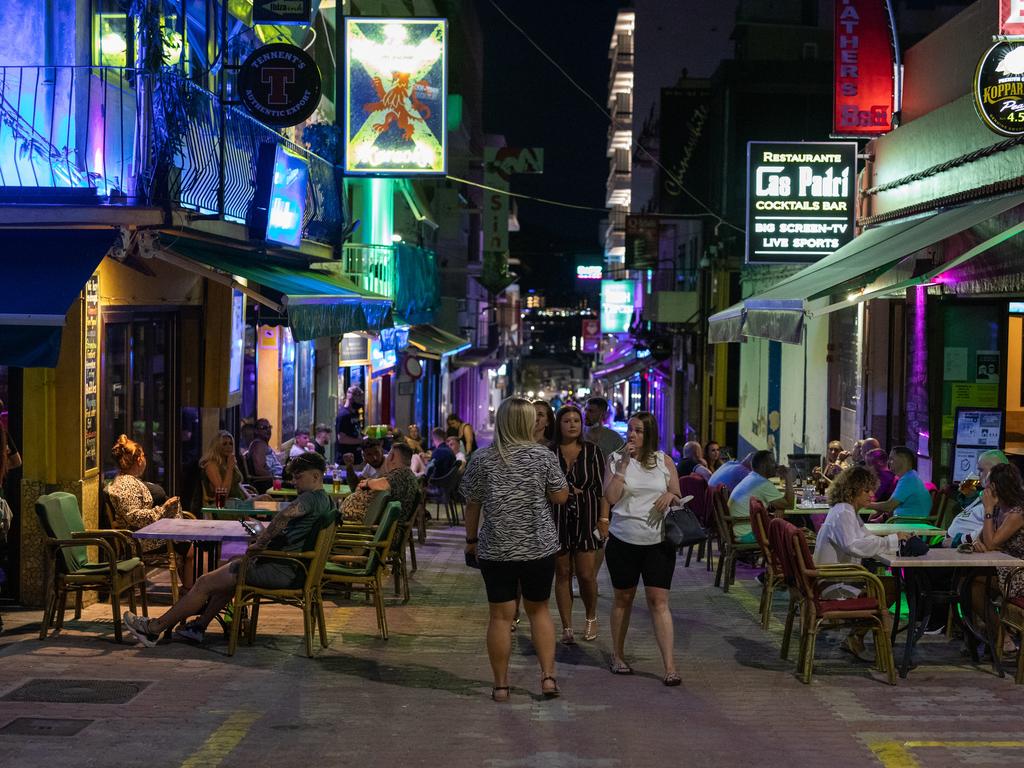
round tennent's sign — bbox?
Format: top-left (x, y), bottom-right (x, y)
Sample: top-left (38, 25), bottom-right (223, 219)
top-left (975, 41), bottom-right (1024, 136)
top-left (238, 43), bottom-right (322, 127)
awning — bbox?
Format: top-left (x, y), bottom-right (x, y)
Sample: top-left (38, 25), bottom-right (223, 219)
top-left (159, 240), bottom-right (392, 341)
top-left (451, 349), bottom-right (502, 368)
top-left (592, 353), bottom-right (663, 384)
top-left (709, 191), bottom-right (1024, 344)
top-left (407, 324), bottom-right (471, 360)
top-left (0, 229), bottom-right (118, 367)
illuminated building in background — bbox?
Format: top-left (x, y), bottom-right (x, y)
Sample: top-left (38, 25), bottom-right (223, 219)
top-left (602, 10), bottom-right (634, 269)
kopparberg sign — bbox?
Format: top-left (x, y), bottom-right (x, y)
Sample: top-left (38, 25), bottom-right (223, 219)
top-left (745, 141), bottom-right (857, 265)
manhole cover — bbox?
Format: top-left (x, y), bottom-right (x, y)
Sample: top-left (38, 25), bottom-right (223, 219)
top-left (0, 718), bottom-right (93, 736)
top-left (0, 679), bottom-right (149, 704)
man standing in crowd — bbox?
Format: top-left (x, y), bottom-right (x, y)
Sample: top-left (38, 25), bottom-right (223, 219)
top-left (583, 396), bottom-right (624, 457)
top-left (336, 386), bottom-right (365, 464)
top-left (866, 446), bottom-right (931, 521)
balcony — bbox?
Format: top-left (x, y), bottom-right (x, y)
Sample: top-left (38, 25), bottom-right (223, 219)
top-left (342, 242), bottom-right (441, 325)
top-left (0, 66), bottom-right (342, 245)
top-left (606, 167), bottom-right (631, 208)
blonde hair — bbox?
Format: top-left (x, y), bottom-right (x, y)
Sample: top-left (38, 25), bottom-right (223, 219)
top-left (494, 396), bottom-right (537, 465)
top-left (199, 430), bottom-right (234, 471)
top-left (112, 435), bottom-right (144, 473)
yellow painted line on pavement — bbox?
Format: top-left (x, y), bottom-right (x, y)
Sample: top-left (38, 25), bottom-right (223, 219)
top-left (180, 711), bottom-right (261, 768)
top-left (869, 740), bottom-right (1024, 768)
top-left (868, 741), bottom-right (921, 768)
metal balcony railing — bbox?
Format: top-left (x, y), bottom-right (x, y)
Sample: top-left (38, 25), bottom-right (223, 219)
top-left (342, 243), bottom-right (396, 300)
top-left (0, 65), bottom-right (342, 245)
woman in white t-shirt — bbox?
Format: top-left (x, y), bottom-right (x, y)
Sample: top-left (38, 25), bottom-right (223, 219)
top-left (598, 412), bottom-right (683, 686)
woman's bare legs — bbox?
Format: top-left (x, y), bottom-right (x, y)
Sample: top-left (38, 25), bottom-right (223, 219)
top-left (645, 586), bottom-right (677, 677)
top-left (610, 586), bottom-right (637, 668)
top-left (554, 552), bottom-right (574, 631)
top-left (522, 596), bottom-right (558, 694)
top-left (486, 600), bottom-right (516, 697)
top-left (574, 551), bottom-right (598, 625)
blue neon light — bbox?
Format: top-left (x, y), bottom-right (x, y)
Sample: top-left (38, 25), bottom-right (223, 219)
top-left (266, 145), bottom-right (309, 247)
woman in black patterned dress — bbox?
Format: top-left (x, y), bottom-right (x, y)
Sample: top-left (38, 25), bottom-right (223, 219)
top-left (551, 405), bottom-right (605, 644)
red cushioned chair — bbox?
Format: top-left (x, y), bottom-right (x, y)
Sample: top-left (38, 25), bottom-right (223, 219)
top-left (680, 474), bottom-right (712, 569)
top-left (711, 484), bottom-right (760, 592)
top-left (749, 498), bottom-right (784, 630)
top-left (770, 517), bottom-right (896, 685)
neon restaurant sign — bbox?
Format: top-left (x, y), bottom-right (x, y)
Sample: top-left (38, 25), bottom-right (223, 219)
top-left (745, 141), bottom-right (857, 265)
top-left (344, 18), bottom-right (448, 175)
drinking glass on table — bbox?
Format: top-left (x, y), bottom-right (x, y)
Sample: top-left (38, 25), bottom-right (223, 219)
top-left (215, 487), bottom-right (228, 508)
top-left (272, 477), bottom-right (283, 491)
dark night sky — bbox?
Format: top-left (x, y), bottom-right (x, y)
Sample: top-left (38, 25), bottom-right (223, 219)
top-left (479, 0), bottom-right (622, 296)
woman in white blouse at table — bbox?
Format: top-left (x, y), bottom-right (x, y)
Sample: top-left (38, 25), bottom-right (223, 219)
top-left (814, 465), bottom-right (909, 660)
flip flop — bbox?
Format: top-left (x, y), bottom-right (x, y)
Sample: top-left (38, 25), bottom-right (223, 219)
top-left (541, 675), bottom-right (560, 698)
top-left (609, 660), bottom-right (634, 675)
top-left (491, 686), bottom-right (510, 702)
top-left (663, 672), bottom-right (682, 687)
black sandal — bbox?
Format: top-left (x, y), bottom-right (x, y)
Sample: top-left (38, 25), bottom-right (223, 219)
top-left (541, 675), bottom-right (560, 698)
top-left (491, 686), bottom-right (510, 702)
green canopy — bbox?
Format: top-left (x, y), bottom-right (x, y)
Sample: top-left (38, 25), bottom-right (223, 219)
top-left (407, 324), bottom-right (470, 360)
top-left (165, 240), bottom-right (392, 341)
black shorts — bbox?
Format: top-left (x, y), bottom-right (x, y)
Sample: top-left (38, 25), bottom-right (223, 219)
top-left (478, 555), bottom-right (557, 604)
top-left (604, 534), bottom-right (676, 590)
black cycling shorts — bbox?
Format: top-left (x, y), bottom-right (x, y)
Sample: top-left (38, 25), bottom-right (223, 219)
top-left (604, 534), bottom-right (675, 590)
top-left (478, 554), bottom-right (557, 604)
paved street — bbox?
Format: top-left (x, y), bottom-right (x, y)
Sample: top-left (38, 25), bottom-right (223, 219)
top-left (1, 524), bottom-right (1021, 768)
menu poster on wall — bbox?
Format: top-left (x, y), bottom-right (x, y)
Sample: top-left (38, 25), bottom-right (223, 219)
top-left (956, 410), bottom-right (1002, 448)
top-left (83, 274), bottom-right (100, 474)
top-left (976, 350), bottom-right (1000, 382)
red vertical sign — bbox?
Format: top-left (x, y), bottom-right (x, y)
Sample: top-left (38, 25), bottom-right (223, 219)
top-left (1001, 1), bottom-right (1024, 36)
top-left (833, 0), bottom-right (895, 136)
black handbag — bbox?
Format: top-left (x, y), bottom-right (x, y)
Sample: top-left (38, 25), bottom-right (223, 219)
top-left (663, 498), bottom-right (706, 550)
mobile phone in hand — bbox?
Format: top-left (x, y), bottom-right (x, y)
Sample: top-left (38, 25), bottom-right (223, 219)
top-left (464, 551), bottom-right (480, 569)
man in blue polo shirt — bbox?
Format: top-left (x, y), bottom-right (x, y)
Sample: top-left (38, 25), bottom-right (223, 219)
top-left (866, 445), bottom-right (931, 521)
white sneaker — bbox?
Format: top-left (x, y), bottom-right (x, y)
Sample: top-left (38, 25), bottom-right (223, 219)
top-left (122, 611), bottom-right (159, 648)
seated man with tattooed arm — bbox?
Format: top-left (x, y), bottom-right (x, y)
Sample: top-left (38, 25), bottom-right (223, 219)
top-left (122, 452), bottom-right (337, 647)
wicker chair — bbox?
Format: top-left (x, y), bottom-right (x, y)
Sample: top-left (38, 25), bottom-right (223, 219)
top-left (771, 517), bottom-right (896, 685)
top-left (711, 485), bottom-right (760, 592)
top-left (749, 498), bottom-right (785, 629)
top-left (36, 492), bottom-right (147, 643)
top-left (227, 520), bottom-right (338, 657)
top-left (322, 502), bottom-right (403, 639)
top-left (999, 567), bottom-right (1024, 685)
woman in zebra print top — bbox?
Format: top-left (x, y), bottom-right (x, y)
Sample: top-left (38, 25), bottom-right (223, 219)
top-left (463, 397), bottom-right (569, 701)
